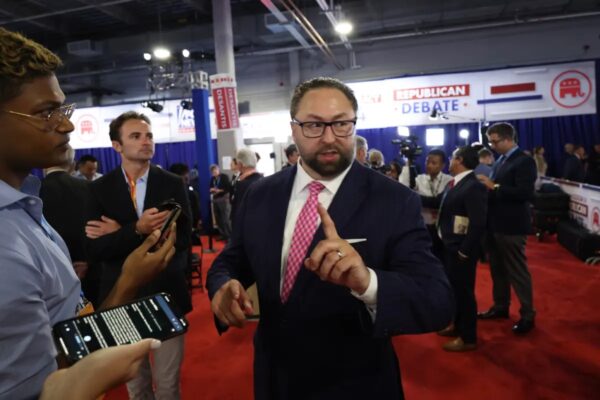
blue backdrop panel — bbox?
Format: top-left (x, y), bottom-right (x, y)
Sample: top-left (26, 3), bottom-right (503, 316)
top-left (358, 122), bottom-right (480, 173)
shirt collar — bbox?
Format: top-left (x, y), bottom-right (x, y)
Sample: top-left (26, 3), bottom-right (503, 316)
top-left (45, 167), bottom-right (68, 176)
top-left (294, 159), bottom-right (353, 196)
top-left (121, 165), bottom-right (150, 183)
top-left (0, 176), bottom-right (43, 220)
top-left (503, 145), bottom-right (519, 159)
top-left (453, 170), bottom-right (472, 186)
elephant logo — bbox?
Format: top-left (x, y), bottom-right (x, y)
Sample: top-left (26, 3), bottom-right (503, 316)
top-left (551, 70), bottom-right (592, 109)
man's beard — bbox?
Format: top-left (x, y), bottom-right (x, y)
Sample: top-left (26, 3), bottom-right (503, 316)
top-left (302, 146), bottom-right (354, 178)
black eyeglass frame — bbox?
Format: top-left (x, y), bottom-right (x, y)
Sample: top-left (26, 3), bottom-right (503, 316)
top-left (291, 118), bottom-right (357, 138)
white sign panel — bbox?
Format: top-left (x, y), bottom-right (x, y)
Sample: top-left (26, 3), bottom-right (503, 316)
top-left (239, 111), bottom-right (291, 143)
top-left (69, 99), bottom-right (217, 149)
top-left (349, 61), bottom-right (596, 129)
top-left (540, 177), bottom-right (600, 233)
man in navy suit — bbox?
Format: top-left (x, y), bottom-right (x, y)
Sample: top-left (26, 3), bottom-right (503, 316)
top-left (562, 145), bottom-right (586, 182)
top-left (207, 77), bottom-right (453, 400)
top-left (477, 122), bottom-right (537, 334)
top-left (436, 146), bottom-right (487, 351)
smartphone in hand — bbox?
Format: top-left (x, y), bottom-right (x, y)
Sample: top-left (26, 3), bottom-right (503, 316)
top-left (150, 200), bottom-right (182, 252)
top-left (53, 293), bottom-right (188, 364)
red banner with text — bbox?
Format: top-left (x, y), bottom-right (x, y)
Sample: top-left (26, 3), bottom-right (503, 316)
top-left (210, 73), bottom-right (240, 130)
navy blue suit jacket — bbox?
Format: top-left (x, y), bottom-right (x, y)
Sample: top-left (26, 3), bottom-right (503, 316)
top-left (489, 149), bottom-right (536, 235)
top-left (207, 162), bottom-right (453, 400)
top-left (437, 173), bottom-right (487, 257)
top-left (562, 154), bottom-right (585, 182)
top-left (40, 171), bottom-right (90, 262)
top-left (85, 165), bottom-right (193, 313)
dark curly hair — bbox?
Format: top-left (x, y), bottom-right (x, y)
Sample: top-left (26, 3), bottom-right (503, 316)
top-left (0, 27), bottom-right (62, 105)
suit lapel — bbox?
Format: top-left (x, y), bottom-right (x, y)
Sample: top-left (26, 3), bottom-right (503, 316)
top-left (439, 173), bottom-right (474, 223)
top-left (495, 149), bottom-right (521, 180)
top-left (109, 168), bottom-right (138, 220)
top-left (286, 162), bottom-right (370, 303)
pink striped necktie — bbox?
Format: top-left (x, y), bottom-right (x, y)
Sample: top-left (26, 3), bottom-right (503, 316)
top-left (281, 181), bottom-right (325, 303)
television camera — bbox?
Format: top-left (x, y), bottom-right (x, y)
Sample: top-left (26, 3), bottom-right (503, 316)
top-left (391, 136), bottom-right (423, 162)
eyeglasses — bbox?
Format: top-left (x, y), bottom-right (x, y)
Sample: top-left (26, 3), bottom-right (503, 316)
top-left (291, 118), bottom-right (357, 138)
top-left (1, 103), bottom-right (76, 131)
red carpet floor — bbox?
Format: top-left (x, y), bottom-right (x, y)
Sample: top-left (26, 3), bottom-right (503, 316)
top-left (108, 235), bottom-right (600, 399)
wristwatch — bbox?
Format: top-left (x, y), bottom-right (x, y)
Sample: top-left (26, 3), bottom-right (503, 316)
top-left (493, 184), bottom-right (500, 191)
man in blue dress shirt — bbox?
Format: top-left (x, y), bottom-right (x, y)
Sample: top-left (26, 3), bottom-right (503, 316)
top-left (0, 27), bottom-right (175, 400)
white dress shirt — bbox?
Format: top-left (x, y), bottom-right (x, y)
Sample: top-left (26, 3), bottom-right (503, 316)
top-left (451, 170), bottom-right (472, 187)
top-left (121, 166), bottom-right (149, 218)
top-left (280, 161), bottom-right (378, 312)
top-left (399, 168), bottom-right (452, 225)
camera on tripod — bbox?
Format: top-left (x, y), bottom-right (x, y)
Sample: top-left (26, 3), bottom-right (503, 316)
top-left (391, 136), bottom-right (423, 162)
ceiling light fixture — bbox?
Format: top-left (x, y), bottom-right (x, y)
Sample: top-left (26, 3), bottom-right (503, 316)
top-left (153, 47), bottom-right (171, 60)
top-left (335, 21), bottom-right (353, 35)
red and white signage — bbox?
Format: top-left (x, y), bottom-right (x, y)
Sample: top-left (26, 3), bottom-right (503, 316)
top-left (75, 114), bottom-right (99, 143)
top-left (210, 73), bottom-right (240, 130)
top-left (551, 70), bottom-right (593, 109)
top-left (69, 99), bottom-right (217, 149)
top-left (349, 61), bottom-right (596, 128)
top-left (394, 84), bottom-right (470, 101)
top-left (540, 177), bottom-right (600, 233)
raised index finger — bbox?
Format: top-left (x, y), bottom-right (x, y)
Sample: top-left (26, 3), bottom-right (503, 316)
top-left (317, 203), bottom-right (339, 239)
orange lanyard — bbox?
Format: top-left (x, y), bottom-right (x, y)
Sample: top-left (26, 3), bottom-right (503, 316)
top-left (125, 172), bottom-right (137, 211)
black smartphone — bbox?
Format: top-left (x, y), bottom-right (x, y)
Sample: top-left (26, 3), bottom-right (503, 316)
top-left (53, 293), bottom-right (188, 364)
top-left (150, 201), bottom-right (182, 252)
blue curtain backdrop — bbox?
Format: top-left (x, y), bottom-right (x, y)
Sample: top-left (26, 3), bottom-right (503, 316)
top-left (358, 113), bottom-right (600, 176)
top-left (357, 122), bottom-right (480, 173)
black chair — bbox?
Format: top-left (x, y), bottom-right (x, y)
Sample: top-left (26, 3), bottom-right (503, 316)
top-left (187, 244), bottom-right (204, 292)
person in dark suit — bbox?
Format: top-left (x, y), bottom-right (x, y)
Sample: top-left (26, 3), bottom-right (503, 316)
top-left (477, 122), bottom-right (537, 334)
top-left (169, 162), bottom-right (201, 231)
top-left (85, 111), bottom-right (192, 399)
top-left (40, 145), bottom-right (105, 305)
top-left (586, 144), bottom-right (600, 185)
top-left (435, 146), bottom-right (487, 351)
top-left (40, 145), bottom-right (89, 277)
top-left (562, 145), bottom-right (586, 182)
top-left (230, 147), bottom-right (263, 227)
top-left (207, 77), bottom-right (453, 400)
top-left (210, 164), bottom-right (232, 240)
top-left (282, 143), bottom-right (299, 169)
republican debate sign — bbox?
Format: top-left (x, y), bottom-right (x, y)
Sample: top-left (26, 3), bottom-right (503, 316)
top-left (349, 61), bottom-right (596, 128)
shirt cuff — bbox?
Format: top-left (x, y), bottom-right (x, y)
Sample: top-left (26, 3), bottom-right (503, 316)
top-left (351, 267), bottom-right (378, 306)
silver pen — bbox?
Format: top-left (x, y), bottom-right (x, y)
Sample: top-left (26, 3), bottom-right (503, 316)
top-left (346, 238), bottom-right (367, 244)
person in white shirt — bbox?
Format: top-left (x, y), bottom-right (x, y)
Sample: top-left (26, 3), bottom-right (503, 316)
top-left (399, 149), bottom-right (452, 259)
